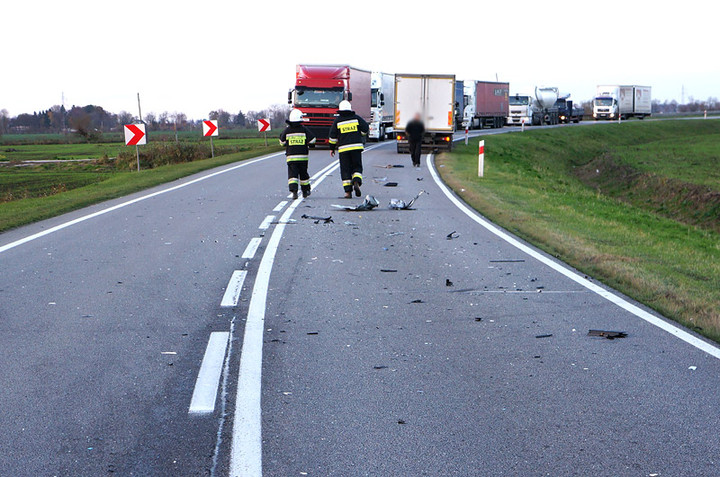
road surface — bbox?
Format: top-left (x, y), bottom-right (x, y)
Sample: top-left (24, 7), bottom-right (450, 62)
top-left (1, 133), bottom-right (718, 476)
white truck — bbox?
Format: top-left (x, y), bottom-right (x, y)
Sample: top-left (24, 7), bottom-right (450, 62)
top-left (394, 73), bottom-right (456, 153)
top-left (369, 72), bottom-right (394, 141)
top-left (593, 85), bottom-right (652, 120)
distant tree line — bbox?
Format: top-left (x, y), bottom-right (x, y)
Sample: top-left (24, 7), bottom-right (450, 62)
top-left (0, 104), bottom-right (291, 138)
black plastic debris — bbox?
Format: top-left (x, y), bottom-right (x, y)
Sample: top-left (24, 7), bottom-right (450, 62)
top-left (374, 164), bottom-right (405, 169)
top-left (384, 182), bottom-right (399, 187)
top-left (490, 259), bottom-right (525, 263)
top-left (474, 317), bottom-right (482, 322)
top-left (417, 177), bottom-right (424, 181)
top-left (373, 365), bottom-right (388, 370)
top-left (446, 231), bottom-right (459, 240)
top-left (306, 331), bottom-right (319, 335)
top-left (380, 269), bottom-right (398, 273)
top-left (332, 195), bottom-right (379, 211)
top-left (445, 279), bottom-right (453, 287)
top-left (409, 299), bottom-right (425, 304)
top-left (535, 334), bottom-right (553, 338)
top-left (301, 214), bottom-right (333, 224)
top-left (588, 329), bottom-right (627, 339)
top-left (397, 419), bottom-right (406, 424)
top-left (389, 190), bottom-right (426, 210)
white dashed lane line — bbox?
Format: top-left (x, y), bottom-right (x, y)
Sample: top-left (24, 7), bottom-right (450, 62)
top-left (241, 237), bottom-right (262, 260)
top-left (220, 270), bottom-right (248, 308)
top-left (272, 201), bottom-right (288, 212)
top-left (258, 215), bottom-right (275, 230)
top-left (188, 332), bottom-right (230, 414)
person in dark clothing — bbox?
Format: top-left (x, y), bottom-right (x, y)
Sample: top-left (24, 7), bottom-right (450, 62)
top-left (405, 113), bottom-right (425, 167)
top-left (279, 109), bottom-right (316, 199)
top-left (329, 100), bottom-right (369, 198)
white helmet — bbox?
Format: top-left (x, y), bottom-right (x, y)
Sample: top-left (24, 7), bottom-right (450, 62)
top-left (338, 100), bottom-right (352, 111)
top-left (288, 109), bottom-right (303, 122)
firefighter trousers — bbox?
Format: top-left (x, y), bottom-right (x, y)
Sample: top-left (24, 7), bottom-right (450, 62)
top-left (338, 149), bottom-right (363, 193)
top-left (287, 160), bottom-right (310, 193)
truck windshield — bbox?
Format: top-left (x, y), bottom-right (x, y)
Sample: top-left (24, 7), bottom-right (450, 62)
top-left (294, 88), bottom-right (344, 108)
top-left (594, 98), bottom-right (614, 106)
top-left (509, 96), bottom-right (530, 106)
top-left (371, 88), bottom-right (379, 108)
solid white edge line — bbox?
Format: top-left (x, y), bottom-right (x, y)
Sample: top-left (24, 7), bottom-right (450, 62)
top-left (220, 270), bottom-right (248, 308)
top-left (426, 153), bottom-right (720, 360)
top-left (229, 159), bottom-right (341, 477)
top-left (188, 332), bottom-right (231, 414)
top-left (241, 237), bottom-right (262, 260)
top-left (258, 215), bottom-right (275, 230)
top-left (0, 151), bottom-right (285, 254)
top-left (272, 201), bottom-right (288, 212)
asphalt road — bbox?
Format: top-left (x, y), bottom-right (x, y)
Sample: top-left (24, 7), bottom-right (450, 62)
top-left (1, 131), bottom-right (718, 477)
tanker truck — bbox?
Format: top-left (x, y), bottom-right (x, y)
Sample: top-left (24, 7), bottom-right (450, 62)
top-left (506, 87), bottom-right (559, 126)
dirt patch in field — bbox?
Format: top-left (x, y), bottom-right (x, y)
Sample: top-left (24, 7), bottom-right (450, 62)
top-left (575, 153), bottom-right (720, 234)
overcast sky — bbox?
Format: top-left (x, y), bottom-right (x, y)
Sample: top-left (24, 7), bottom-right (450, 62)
top-left (2, 0), bottom-right (716, 119)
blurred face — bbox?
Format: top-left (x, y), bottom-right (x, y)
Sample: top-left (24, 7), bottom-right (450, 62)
top-left (413, 113), bottom-right (422, 121)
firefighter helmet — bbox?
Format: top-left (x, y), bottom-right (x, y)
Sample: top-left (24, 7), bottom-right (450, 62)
top-left (288, 109), bottom-right (303, 122)
top-left (338, 100), bottom-right (352, 112)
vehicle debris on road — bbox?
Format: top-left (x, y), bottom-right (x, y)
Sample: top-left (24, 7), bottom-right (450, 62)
top-left (301, 214), bottom-right (333, 224)
top-left (446, 231), bottom-right (459, 240)
top-left (587, 329), bottom-right (627, 339)
top-left (380, 269), bottom-right (398, 273)
top-left (445, 279), bottom-right (453, 287)
top-left (535, 334), bottom-right (553, 338)
top-left (332, 195), bottom-right (379, 211)
top-left (389, 190), bottom-right (426, 210)
top-left (489, 259), bottom-right (525, 263)
top-left (384, 182), bottom-right (399, 187)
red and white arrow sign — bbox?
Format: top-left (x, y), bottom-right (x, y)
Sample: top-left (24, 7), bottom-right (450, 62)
top-left (124, 124), bottom-right (146, 146)
top-left (203, 120), bottom-right (218, 137)
top-left (257, 118), bottom-right (271, 132)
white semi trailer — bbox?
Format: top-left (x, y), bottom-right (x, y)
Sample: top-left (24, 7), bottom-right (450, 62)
top-left (369, 72), bottom-right (394, 141)
top-left (593, 85), bottom-right (652, 120)
top-left (394, 73), bottom-right (456, 153)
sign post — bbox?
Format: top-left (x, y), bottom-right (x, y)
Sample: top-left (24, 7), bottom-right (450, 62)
top-left (464, 127), bottom-right (469, 145)
top-left (124, 124), bottom-right (147, 172)
top-left (257, 118), bottom-right (271, 146)
top-left (478, 139), bottom-right (485, 178)
top-left (202, 120), bottom-right (219, 158)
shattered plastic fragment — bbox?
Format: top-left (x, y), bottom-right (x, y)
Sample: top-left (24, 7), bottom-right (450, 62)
top-left (535, 334), bottom-right (553, 338)
top-left (587, 329), bottom-right (627, 339)
top-left (384, 182), bottom-right (399, 187)
top-left (380, 269), bottom-right (398, 273)
top-left (445, 279), bottom-right (453, 287)
top-left (446, 231), bottom-right (459, 240)
top-left (388, 190), bottom-right (426, 210)
top-left (301, 214), bottom-right (333, 224)
top-left (332, 195), bottom-right (379, 211)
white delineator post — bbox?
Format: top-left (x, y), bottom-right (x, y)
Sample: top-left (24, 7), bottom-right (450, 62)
top-left (465, 127), bottom-right (469, 145)
top-left (478, 140), bottom-right (485, 177)
top-left (521, 117), bottom-right (525, 132)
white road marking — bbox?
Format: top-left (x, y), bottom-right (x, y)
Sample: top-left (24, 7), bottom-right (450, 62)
top-left (427, 153), bottom-right (720, 360)
top-left (220, 270), bottom-right (248, 307)
top-left (258, 215), bottom-right (275, 230)
top-left (241, 237), bottom-right (262, 260)
top-left (272, 201), bottom-right (288, 212)
top-left (0, 152), bottom-right (284, 254)
top-left (229, 158), bottom-right (340, 477)
top-left (189, 332), bottom-right (230, 414)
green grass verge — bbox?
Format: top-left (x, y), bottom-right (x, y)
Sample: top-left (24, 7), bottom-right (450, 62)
top-left (438, 119), bottom-right (720, 342)
top-left (0, 144), bottom-right (282, 234)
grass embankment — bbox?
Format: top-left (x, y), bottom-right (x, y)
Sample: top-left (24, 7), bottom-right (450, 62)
top-left (438, 120), bottom-right (720, 342)
top-left (0, 143), bottom-right (282, 233)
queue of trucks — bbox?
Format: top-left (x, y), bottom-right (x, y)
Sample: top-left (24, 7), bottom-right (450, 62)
top-left (287, 64), bottom-right (651, 151)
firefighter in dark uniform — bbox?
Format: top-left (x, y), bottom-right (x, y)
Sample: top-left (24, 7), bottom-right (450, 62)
top-left (329, 100), bottom-right (369, 198)
top-left (279, 109), bottom-right (316, 199)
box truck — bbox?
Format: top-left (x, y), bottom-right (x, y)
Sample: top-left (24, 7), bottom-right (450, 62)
top-left (462, 81), bottom-right (509, 129)
top-left (368, 72), bottom-right (394, 141)
top-left (394, 74), bottom-right (456, 153)
top-left (288, 65), bottom-right (371, 145)
top-left (593, 85), bottom-right (651, 120)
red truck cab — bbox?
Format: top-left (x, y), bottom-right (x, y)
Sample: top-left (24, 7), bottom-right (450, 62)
top-left (288, 65), bottom-right (371, 146)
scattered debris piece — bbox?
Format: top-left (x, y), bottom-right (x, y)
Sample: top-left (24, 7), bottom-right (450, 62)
top-left (474, 317), bottom-right (482, 322)
top-left (160, 351), bottom-right (177, 355)
top-left (389, 190), bottom-right (427, 210)
top-left (375, 164), bottom-right (405, 169)
top-left (373, 365), bottom-right (388, 370)
top-left (445, 279), bottom-right (453, 287)
top-left (332, 195), bottom-right (379, 211)
top-left (397, 419), bottom-right (406, 424)
top-left (489, 259), bottom-right (525, 263)
top-left (386, 231), bottom-right (405, 237)
top-left (688, 366), bottom-right (697, 371)
top-left (372, 176), bottom-right (388, 183)
top-left (409, 299), bottom-right (425, 304)
top-left (446, 231), bottom-right (459, 240)
top-left (380, 269), bottom-right (398, 273)
top-left (343, 221), bottom-right (358, 226)
top-left (384, 182), bottom-right (399, 187)
top-left (416, 177), bottom-right (424, 181)
top-left (535, 334), bottom-right (553, 339)
top-left (301, 214), bottom-right (333, 224)
top-left (306, 331), bottom-right (319, 335)
top-left (587, 329), bottom-right (627, 339)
